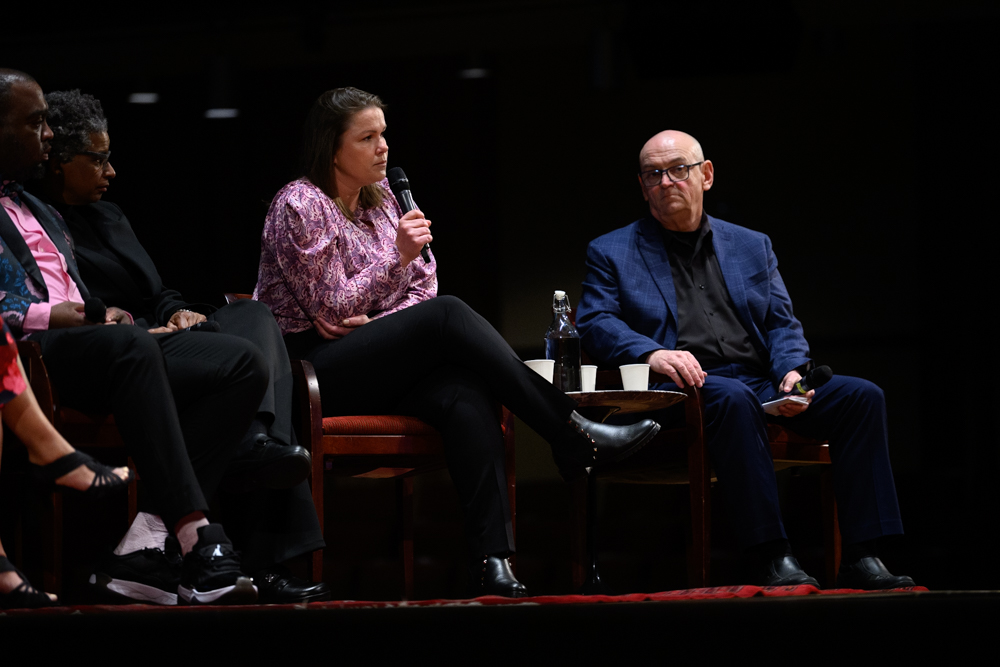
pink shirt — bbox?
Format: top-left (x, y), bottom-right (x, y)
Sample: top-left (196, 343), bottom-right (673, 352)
top-left (1, 196), bottom-right (83, 332)
top-left (254, 178), bottom-right (437, 334)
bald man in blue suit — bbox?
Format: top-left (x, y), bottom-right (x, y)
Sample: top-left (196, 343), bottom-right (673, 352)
top-left (576, 130), bottom-right (913, 590)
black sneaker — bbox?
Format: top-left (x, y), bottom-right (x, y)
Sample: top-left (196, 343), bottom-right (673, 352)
top-left (89, 537), bottom-right (183, 606)
top-left (177, 524), bottom-right (257, 605)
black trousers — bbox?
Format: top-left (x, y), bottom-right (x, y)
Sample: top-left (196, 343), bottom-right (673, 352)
top-left (30, 323), bottom-right (268, 528)
top-left (641, 365), bottom-right (904, 549)
top-left (209, 299), bottom-right (325, 572)
top-left (210, 300), bottom-right (294, 448)
top-left (285, 296), bottom-right (578, 557)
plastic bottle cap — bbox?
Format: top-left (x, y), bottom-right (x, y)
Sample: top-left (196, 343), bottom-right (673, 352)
top-left (554, 290), bottom-right (566, 298)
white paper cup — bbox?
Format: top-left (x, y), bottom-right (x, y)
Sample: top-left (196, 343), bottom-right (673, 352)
top-left (525, 359), bottom-right (555, 383)
top-left (581, 365), bottom-right (598, 392)
top-left (620, 363), bottom-right (650, 391)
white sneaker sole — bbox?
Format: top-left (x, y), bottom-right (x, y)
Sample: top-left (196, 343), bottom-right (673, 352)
top-left (90, 573), bottom-right (178, 606)
top-left (178, 576), bottom-right (257, 605)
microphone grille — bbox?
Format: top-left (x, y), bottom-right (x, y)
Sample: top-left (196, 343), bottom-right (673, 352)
top-left (387, 167), bottom-right (409, 191)
top-left (809, 365), bottom-right (833, 387)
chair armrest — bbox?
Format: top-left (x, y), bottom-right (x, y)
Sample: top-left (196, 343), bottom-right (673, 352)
top-left (680, 384), bottom-right (705, 449)
top-left (290, 359), bottom-right (323, 458)
top-left (223, 293), bottom-right (254, 305)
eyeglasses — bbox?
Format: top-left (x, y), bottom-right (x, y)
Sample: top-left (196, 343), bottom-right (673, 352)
top-left (77, 150), bottom-right (111, 170)
top-left (639, 161), bottom-right (704, 188)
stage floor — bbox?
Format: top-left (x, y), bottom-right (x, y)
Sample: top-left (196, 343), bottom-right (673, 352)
top-left (2, 586), bottom-right (992, 657)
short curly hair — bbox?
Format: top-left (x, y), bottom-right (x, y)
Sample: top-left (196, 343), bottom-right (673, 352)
top-left (44, 90), bottom-right (108, 164)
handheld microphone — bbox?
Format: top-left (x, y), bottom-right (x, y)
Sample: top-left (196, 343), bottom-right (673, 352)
top-left (765, 365), bottom-right (833, 404)
top-left (185, 321), bottom-right (221, 333)
top-left (84, 297), bottom-right (107, 324)
top-left (387, 167), bottom-right (431, 263)
top-left (790, 365), bottom-right (833, 395)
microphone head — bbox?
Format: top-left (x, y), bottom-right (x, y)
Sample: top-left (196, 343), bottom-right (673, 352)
top-left (807, 365), bottom-right (833, 388)
top-left (387, 167), bottom-right (410, 195)
top-left (84, 297), bottom-right (107, 324)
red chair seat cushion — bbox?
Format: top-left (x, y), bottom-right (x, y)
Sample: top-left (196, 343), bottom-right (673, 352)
top-left (322, 415), bottom-right (440, 436)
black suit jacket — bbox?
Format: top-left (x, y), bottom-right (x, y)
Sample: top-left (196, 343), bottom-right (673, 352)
top-left (54, 200), bottom-right (215, 329)
top-left (0, 192), bottom-right (91, 337)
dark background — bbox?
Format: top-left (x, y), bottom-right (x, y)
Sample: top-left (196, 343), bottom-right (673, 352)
top-left (3, 0), bottom-right (998, 597)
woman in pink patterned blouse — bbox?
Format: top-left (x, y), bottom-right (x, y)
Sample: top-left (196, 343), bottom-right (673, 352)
top-left (254, 87), bottom-right (661, 598)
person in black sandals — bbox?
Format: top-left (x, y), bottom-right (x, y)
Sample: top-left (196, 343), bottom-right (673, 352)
top-left (0, 320), bottom-right (133, 609)
top-left (1, 68), bottom-right (262, 606)
top-left (254, 87), bottom-right (662, 597)
top-left (30, 88), bottom-right (328, 605)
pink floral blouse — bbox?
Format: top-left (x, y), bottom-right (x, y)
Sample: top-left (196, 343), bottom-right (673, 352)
top-left (253, 178), bottom-right (437, 334)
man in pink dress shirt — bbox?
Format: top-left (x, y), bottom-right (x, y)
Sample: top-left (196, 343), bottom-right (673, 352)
top-left (0, 69), bottom-right (266, 605)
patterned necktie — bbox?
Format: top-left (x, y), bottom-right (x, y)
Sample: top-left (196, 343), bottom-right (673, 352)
top-left (1, 179), bottom-right (24, 207)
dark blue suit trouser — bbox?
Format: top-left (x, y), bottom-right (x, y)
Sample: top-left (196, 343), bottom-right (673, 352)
top-left (656, 364), bottom-right (904, 549)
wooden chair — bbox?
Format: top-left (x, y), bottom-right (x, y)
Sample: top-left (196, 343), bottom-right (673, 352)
top-left (224, 293), bottom-right (517, 600)
top-left (573, 368), bottom-right (839, 590)
top-left (2, 341), bottom-right (138, 596)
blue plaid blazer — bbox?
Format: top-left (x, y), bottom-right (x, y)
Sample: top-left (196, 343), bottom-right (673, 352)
top-left (576, 215), bottom-right (811, 388)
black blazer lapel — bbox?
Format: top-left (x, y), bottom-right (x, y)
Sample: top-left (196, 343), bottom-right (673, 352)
top-left (0, 202), bottom-right (49, 300)
top-left (21, 193), bottom-right (90, 300)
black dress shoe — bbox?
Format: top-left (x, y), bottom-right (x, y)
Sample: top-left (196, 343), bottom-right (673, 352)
top-left (756, 555), bottom-right (820, 587)
top-left (836, 556), bottom-right (915, 590)
top-left (222, 435), bottom-right (312, 494)
top-left (568, 411), bottom-right (661, 469)
top-left (468, 556), bottom-right (528, 598)
top-left (252, 566), bottom-right (332, 604)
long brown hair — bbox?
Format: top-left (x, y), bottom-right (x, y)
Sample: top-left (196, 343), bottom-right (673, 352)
top-left (301, 87), bottom-right (386, 221)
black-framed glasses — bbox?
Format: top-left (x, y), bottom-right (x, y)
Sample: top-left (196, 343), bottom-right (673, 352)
top-left (639, 161), bottom-right (704, 188)
top-left (77, 150), bottom-right (111, 170)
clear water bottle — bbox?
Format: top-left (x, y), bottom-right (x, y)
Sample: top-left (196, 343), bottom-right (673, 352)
top-left (545, 290), bottom-right (582, 392)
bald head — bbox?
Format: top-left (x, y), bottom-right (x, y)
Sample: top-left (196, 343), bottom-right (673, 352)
top-left (0, 69), bottom-right (37, 121)
top-left (637, 129), bottom-right (713, 232)
top-left (639, 130), bottom-right (704, 169)
top-left (0, 71), bottom-right (52, 181)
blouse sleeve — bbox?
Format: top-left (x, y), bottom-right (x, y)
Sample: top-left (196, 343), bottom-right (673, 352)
top-left (263, 183), bottom-right (416, 325)
top-left (375, 246), bottom-right (437, 319)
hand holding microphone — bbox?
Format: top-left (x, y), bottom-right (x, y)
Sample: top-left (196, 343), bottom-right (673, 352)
top-left (779, 365), bottom-right (833, 396)
top-left (763, 365), bottom-right (833, 417)
top-left (84, 298), bottom-right (107, 325)
top-left (388, 167), bottom-right (432, 264)
top-left (396, 210), bottom-right (433, 266)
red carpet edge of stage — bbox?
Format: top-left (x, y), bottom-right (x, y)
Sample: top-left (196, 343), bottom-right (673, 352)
top-left (0, 584), bottom-right (929, 615)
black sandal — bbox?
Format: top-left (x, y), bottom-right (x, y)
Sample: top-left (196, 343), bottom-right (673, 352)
top-left (0, 555), bottom-right (58, 609)
top-left (32, 450), bottom-right (133, 499)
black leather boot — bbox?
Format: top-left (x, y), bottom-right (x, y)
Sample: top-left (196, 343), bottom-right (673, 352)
top-left (564, 411), bottom-right (660, 476)
top-left (468, 556), bottom-right (527, 598)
